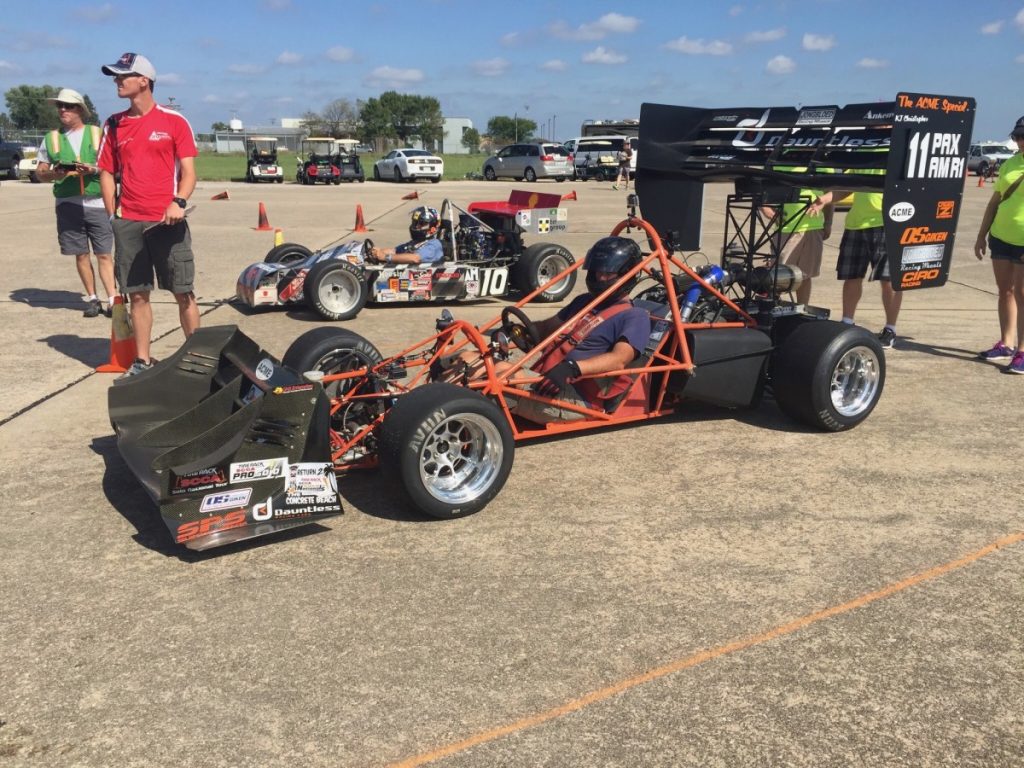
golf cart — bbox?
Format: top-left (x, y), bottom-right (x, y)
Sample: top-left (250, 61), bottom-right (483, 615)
top-left (333, 139), bottom-right (365, 183)
top-left (245, 136), bottom-right (284, 183)
top-left (297, 137), bottom-right (341, 185)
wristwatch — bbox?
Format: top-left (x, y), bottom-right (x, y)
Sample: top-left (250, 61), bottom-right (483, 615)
top-left (172, 197), bottom-right (187, 209)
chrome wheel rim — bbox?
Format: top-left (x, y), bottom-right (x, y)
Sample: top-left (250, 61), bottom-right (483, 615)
top-left (417, 413), bottom-right (503, 504)
top-left (536, 253), bottom-right (572, 294)
top-left (317, 270), bottom-right (360, 315)
top-left (831, 346), bottom-right (881, 417)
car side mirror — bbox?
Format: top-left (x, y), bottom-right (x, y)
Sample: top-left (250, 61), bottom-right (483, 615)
top-left (436, 308), bottom-right (454, 331)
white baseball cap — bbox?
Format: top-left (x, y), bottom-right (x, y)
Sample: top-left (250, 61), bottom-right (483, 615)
top-left (101, 52), bottom-right (157, 82)
top-left (46, 88), bottom-right (90, 116)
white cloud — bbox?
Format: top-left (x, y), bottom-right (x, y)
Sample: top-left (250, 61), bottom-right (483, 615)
top-left (729, 5), bottom-right (743, 16)
top-left (582, 46), bottom-right (628, 64)
top-left (745, 28), bottom-right (785, 43)
top-left (159, 72), bottom-right (184, 85)
top-left (981, 20), bottom-right (1003, 34)
top-left (276, 51), bottom-right (302, 65)
top-left (1017, 53), bottom-right (1024, 63)
top-left (766, 55), bottom-right (795, 74)
top-left (856, 58), bottom-right (888, 69)
top-left (473, 57), bottom-right (509, 77)
top-left (202, 94), bottom-right (222, 104)
top-left (228, 63), bottom-right (267, 75)
top-left (664, 37), bottom-right (733, 55)
top-left (541, 59), bottom-right (567, 72)
top-left (365, 66), bottom-right (424, 87)
top-left (802, 33), bottom-right (835, 51)
top-left (263, 0), bottom-right (291, 9)
top-left (1017, 8), bottom-right (1024, 29)
top-left (500, 32), bottom-right (520, 47)
top-left (0, 60), bottom-right (17, 72)
top-left (326, 46), bottom-right (354, 62)
top-left (274, 96), bottom-right (294, 104)
top-left (550, 13), bottom-right (640, 40)
top-left (74, 3), bottom-right (114, 22)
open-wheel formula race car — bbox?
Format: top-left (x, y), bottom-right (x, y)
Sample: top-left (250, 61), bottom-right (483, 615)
top-left (111, 91), bottom-right (974, 551)
top-left (235, 190), bottom-right (577, 321)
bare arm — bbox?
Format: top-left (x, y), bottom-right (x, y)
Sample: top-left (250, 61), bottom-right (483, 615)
top-left (574, 340), bottom-right (637, 376)
top-left (164, 156), bottom-right (196, 224)
top-left (100, 170), bottom-right (117, 216)
top-left (974, 191), bottom-right (1002, 260)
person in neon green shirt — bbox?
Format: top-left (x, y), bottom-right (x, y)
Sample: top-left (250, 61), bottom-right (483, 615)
top-left (810, 166), bottom-right (901, 349)
top-left (762, 170), bottom-right (833, 304)
top-left (974, 115), bottom-right (1024, 374)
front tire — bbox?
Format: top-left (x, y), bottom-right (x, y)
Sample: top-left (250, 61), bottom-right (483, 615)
top-left (511, 243), bottom-right (576, 302)
top-left (484, 166), bottom-right (497, 181)
top-left (305, 259), bottom-right (369, 321)
top-left (524, 167), bottom-right (537, 182)
top-left (264, 242), bottom-right (313, 266)
top-left (281, 327), bottom-right (383, 397)
top-left (772, 321), bottom-right (885, 431)
top-left (8, 159), bottom-right (20, 180)
top-left (379, 383), bottom-right (514, 519)
top-left (373, 165), bottom-right (381, 181)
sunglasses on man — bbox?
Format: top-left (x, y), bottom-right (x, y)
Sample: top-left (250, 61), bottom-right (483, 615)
top-left (55, 102), bottom-right (79, 110)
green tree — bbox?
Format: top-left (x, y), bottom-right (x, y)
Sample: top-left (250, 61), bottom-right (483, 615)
top-left (359, 91), bottom-right (443, 147)
top-left (5, 84), bottom-right (61, 129)
top-left (321, 98), bottom-right (358, 137)
top-left (486, 115), bottom-right (537, 144)
top-left (211, 121), bottom-right (229, 131)
top-left (461, 127), bottom-right (481, 153)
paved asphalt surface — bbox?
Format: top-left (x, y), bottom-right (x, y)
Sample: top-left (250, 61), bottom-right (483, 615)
top-left (1, 172), bottom-right (1021, 767)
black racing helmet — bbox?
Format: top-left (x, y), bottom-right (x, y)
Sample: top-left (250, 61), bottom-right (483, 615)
top-left (409, 206), bottom-right (440, 242)
top-left (582, 236), bottom-right (642, 297)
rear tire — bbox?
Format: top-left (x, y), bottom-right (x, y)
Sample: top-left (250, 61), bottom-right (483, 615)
top-left (511, 243), bottom-right (576, 302)
top-left (306, 259), bottom-right (369, 321)
top-left (394, 167), bottom-right (403, 183)
top-left (379, 383), bottom-right (514, 519)
top-left (772, 321), bottom-right (885, 431)
top-left (282, 327), bottom-right (382, 397)
top-left (264, 242), bottom-right (313, 266)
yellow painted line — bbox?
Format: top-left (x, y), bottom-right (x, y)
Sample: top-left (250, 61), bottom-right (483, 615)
top-left (387, 531), bottom-right (1024, 768)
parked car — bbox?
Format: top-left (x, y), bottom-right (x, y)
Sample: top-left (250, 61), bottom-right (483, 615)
top-left (967, 142), bottom-right (1015, 177)
top-left (373, 148), bottom-right (443, 183)
top-left (482, 142), bottom-right (572, 182)
top-left (0, 130), bottom-right (34, 180)
top-left (567, 135), bottom-right (637, 181)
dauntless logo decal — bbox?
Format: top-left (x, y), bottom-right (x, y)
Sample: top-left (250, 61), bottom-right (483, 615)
top-left (730, 110), bottom-right (890, 150)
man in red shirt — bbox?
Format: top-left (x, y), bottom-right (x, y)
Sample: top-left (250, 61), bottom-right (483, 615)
top-left (97, 52), bottom-right (198, 376)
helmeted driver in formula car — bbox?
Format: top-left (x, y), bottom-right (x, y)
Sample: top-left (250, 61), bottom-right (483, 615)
top-left (367, 206), bottom-right (445, 266)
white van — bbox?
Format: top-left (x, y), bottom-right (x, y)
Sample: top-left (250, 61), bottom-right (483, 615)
top-left (564, 135), bottom-right (637, 180)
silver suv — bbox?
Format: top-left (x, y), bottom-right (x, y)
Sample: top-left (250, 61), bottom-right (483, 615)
top-left (968, 142), bottom-right (1015, 177)
top-left (482, 143), bottom-right (572, 182)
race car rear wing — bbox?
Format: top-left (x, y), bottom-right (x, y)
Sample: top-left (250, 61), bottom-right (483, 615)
top-left (635, 92), bottom-right (975, 290)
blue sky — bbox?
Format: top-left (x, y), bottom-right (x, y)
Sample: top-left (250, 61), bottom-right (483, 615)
top-left (1, 0), bottom-right (1021, 142)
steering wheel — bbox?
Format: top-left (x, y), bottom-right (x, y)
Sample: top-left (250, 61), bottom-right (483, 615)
top-left (501, 306), bottom-right (541, 352)
top-left (360, 238), bottom-right (375, 262)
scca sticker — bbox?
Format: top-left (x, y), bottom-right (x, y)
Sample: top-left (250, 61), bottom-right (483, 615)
top-left (230, 457), bottom-right (287, 483)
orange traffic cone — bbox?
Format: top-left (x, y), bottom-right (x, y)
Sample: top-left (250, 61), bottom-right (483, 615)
top-left (96, 296), bottom-right (137, 373)
top-left (210, 190), bottom-right (230, 200)
top-left (253, 202), bottom-right (273, 230)
top-left (977, 174), bottom-right (985, 188)
top-left (561, 189), bottom-right (577, 201)
top-left (353, 204), bottom-right (370, 233)
top-left (274, 228), bottom-right (284, 247)
top-left (401, 190), bottom-right (420, 200)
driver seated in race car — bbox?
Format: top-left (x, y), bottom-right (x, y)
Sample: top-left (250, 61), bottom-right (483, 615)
top-left (443, 236), bottom-right (650, 423)
top-left (366, 206), bottom-right (444, 266)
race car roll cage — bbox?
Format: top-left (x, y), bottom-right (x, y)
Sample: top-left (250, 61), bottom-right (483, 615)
top-left (308, 91), bottom-right (977, 468)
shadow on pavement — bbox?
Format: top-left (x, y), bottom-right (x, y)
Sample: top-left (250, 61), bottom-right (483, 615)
top-left (10, 287), bottom-right (88, 310)
top-left (41, 333), bottom-right (110, 367)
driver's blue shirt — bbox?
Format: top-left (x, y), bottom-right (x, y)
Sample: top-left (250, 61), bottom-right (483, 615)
top-left (395, 238), bottom-right (444, 264)
top-left (556, 295), bottom-right (651, 362)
